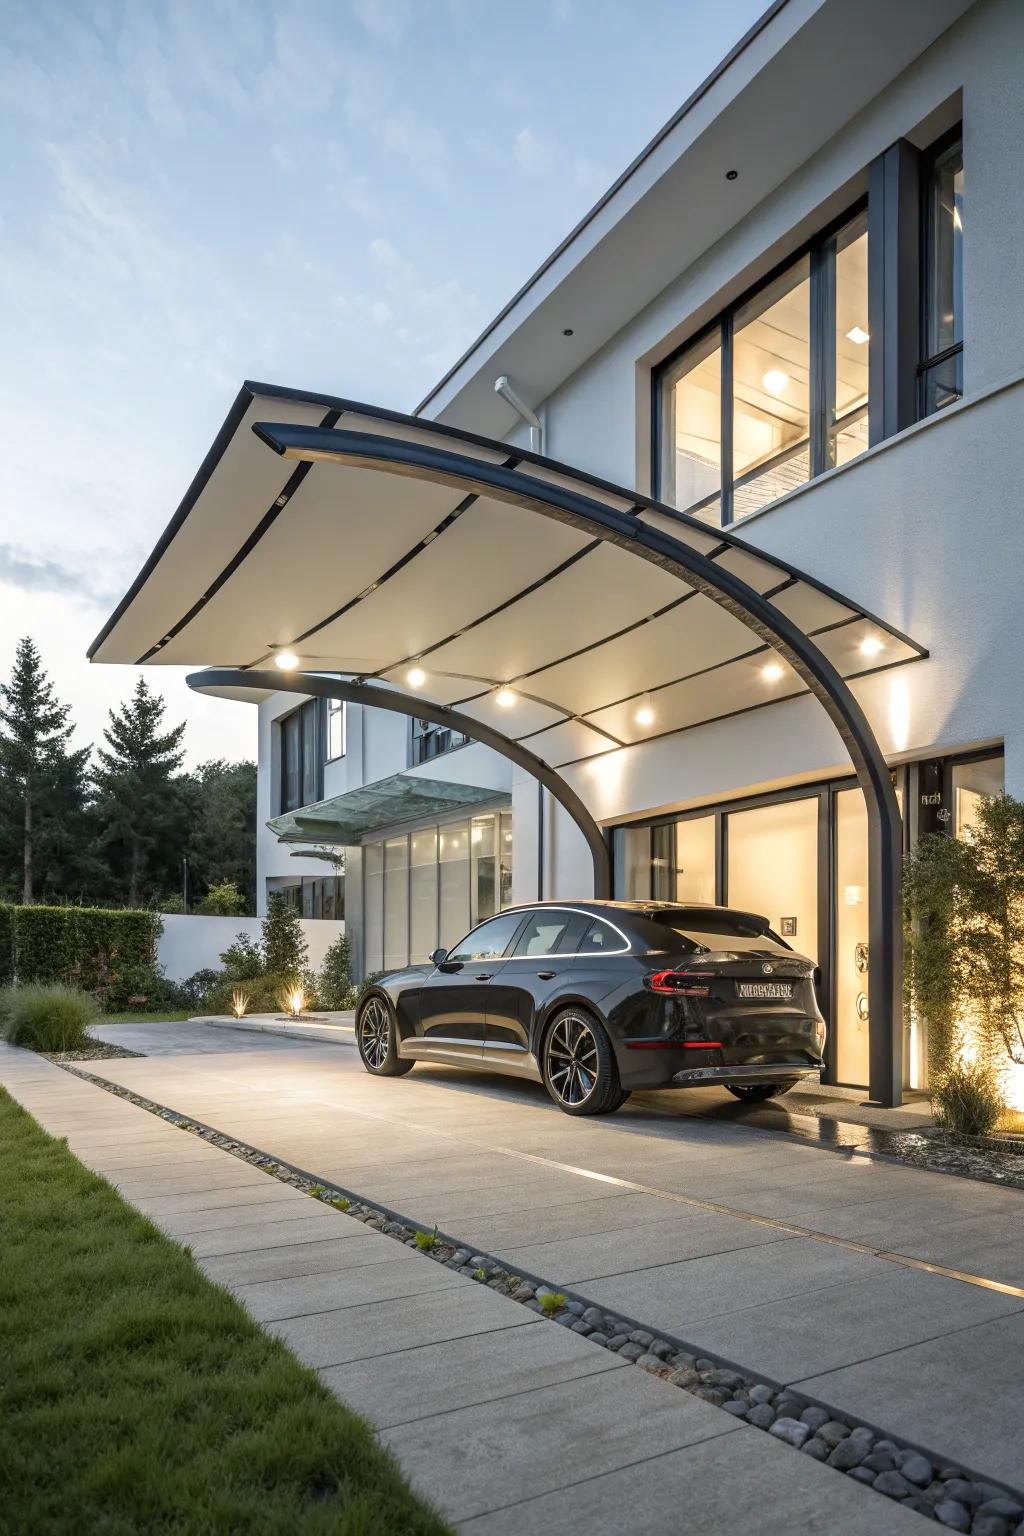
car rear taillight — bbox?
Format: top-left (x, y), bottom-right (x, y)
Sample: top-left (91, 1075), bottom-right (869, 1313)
top-left (645, 970), bottom-right (713, 997)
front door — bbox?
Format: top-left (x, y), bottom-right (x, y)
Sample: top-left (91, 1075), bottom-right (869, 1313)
top-left (416, 910), bottom-right (526, 1061)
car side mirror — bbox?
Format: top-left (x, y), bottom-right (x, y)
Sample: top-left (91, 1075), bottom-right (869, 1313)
top-left (430, 947), bottom-right (449, 968)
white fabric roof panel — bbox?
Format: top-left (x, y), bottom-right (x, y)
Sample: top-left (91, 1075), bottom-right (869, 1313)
top-left (90, 382), bottom-right (926, 771)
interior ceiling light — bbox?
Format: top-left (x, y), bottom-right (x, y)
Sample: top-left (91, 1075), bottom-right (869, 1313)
top-left (406, 666), bottom-right (426, 688)
top-left (494, 686), bottom-right (517, 708)
top-left (761, 661), bottom-right (785, 682)
top-left (846, 325), bottom-right (870, 345)
top-left (274, 650), bottom-right (299, 671)
top-left (634, 698), bottom-right (656, 728)
top-left (859, 635), bottom-right (884, 657)
top-left (761, 368), bottom-right (788, 396)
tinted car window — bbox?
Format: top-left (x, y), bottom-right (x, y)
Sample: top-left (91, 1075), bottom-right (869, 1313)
top-left (448, 912), bottom-right (524, 962)
top-left (579, 919), bottom-right (628, 953)
top-left (647, 908), bottom-right (791, 953)
top-left (512, 911), bottom-right (574, 957)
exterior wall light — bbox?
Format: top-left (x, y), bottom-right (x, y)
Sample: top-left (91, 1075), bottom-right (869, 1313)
top-left (761, 661), bottom-right (785, 682)
top-left (859, 635), bottom-right (884, 657)
top-left (407, 666), bottom-right (426, 688)
top-left (494, 687), bottom-right (517, 708)
top-left (275, 650), bottom-right (300, 670)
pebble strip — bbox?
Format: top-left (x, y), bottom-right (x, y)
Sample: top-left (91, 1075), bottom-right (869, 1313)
top-left (65, 1065), bottom-right (1024, 1536)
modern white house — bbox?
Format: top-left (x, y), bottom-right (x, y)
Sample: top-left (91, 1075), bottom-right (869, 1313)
top-left (93, 0), bottom-right (1023, 1106)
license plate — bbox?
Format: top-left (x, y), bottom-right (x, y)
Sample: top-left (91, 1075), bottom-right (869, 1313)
top-left (737, 981), bottom-right (793, 1000)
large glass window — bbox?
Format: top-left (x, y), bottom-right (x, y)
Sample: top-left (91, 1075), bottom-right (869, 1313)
top-left (953, 755), bottom-right (1003, 839)
top-left (384, 836), bottom-right (409, 970)
top-left (439, 821), bottom-right (471, 948)
top-left (920, 135), bottom-right (964, 417)
top-left (409, 828), bottom-right (438, 962)
top-left (363, 842), bottom-right (384, 972)
top-left (471, 814), bottom-right (497, 924)
top-left (327, 699), bottom-right (345, 760)
top-left (658, 210), bottom-right (868, 524)
top-left (278, 698), bottom-right (324, 813)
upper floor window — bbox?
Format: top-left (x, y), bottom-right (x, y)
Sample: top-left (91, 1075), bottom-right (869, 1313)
top-left (327, 698), bottom-right (345, 760)
top-left (279, 698), bottom-right (323, 813)
top-left (411, 716), bottom-right (469, 766)
top-left (919, 133), bottom-right (964, 417)
top-left (657, 209), bottom-right (868, 524)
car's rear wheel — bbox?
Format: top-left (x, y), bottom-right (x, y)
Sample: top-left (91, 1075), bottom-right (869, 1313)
top-left (542, 1008), bottom-right (624, 1116)
top-left (725, 1079), bottom-right (798, 1102)
top-left (357, 995), bottom-right (414, 1077)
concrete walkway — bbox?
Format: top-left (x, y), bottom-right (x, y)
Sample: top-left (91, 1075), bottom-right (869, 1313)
top-left (82, 1023), bottom-right (1024, 1493)
top-left (0, 1038), bottom-right (925, 1534)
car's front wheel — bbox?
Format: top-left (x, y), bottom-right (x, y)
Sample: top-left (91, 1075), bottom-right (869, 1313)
top-left (725, 1079), bottom-right (798, 1102)
top-left (357, 995), bottom-right (414, 1077)
top-left (542, 1008), bottom-right (624, 1116)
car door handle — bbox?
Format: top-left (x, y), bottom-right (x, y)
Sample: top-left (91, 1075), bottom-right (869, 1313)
top-left (475, 972), bottom-right (493, 980)
top-left (536, 970), bottom-right (556, 980)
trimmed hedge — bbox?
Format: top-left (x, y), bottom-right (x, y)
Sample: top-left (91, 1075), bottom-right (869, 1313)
top-left (0, 905), bottom-right (14, 988)
top-left (7, 906), bottom-right (161, 1002)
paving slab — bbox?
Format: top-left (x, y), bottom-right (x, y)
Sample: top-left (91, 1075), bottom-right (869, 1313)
top-left (229, 1250), bottom-right (468, 1322)
top-left (377, 1366), bottom-right (739, 1525)
top-left (458, 1416), bottom-right (927, 1535)
top-left (185, 1210), bottom-right (367, 1256)
top-left (267, 1281), bottom-right (537, 1369)
top-left (320, 1316), bottom-right (625, 1430)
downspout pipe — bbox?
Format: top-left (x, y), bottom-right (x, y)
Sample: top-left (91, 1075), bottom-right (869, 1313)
top-left (494, 375), bottom-right (543, 454)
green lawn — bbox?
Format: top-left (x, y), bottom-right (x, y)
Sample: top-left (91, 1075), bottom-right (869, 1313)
top-left (0, 1088), bottom-right (451, 1535)
top-left (100, 1009), bottom-right (195, 1023)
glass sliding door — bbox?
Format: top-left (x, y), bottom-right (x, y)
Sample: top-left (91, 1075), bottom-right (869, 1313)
top-left (725, 797), bottom-right (819, 960)
top-left (834, 787), bottom-right (870, 1085)
top-left (439, 821), bottom-right (471, 948)
top-left (471, 814), bottom-right (497, 923)
top-left (674, 816), bottom-right (716, 903)
top-left (383, 836), bottom-right (409, 970)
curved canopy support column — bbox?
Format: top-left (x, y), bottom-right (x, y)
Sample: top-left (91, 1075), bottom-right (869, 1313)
top-left (187, 668), bottom-right (612, 901)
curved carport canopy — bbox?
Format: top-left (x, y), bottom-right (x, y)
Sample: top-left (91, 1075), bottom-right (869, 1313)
top-left (90, 382), bottom-right (926, 1104)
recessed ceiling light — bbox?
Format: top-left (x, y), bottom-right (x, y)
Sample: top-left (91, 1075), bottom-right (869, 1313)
top-left (846, 325), bottom-right (870, 345)
top-left (859, 635), bottom-right (884, 658)
top-left (726, 169), bottom-right (738, 181)
top-left (562, 327), bottom-right (574, 337)
top-left (635, 700), bottom-right (655, 728)
top-left (406, 666), bottom-right (426, 688)
top-left (761, 661), bottom-right (785, 683)
top-left (762, 369), bottom-right (788, 397)
top-left (274, 650), bottom-right (299, 671)
top-left (494, 686), bottom-right (517, 708)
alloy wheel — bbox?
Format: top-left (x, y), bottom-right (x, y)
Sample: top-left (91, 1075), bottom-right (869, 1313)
top-left (546, 1013), bottom-right (600, 1106)
top-left (360, 998), bottom-right (391, 1070)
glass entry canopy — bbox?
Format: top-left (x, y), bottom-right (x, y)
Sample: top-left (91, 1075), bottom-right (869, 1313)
top-left (90, 381), bottom-right (925, 776)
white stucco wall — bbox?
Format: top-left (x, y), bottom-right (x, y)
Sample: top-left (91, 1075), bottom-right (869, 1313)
top-left (158, 913), bottom-right (345, 982)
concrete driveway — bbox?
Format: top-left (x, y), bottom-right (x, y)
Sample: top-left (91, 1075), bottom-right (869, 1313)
top-left (85, 1022), bottom-right (1024, 1510)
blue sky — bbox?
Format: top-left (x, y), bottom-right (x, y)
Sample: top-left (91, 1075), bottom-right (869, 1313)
top-left (0, 0), bottom-right (763, 765)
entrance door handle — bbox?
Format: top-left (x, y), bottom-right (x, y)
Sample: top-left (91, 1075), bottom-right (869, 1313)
top-left (536, 970), bottom-right (556, 980)
top-left (475, 972), bottom-right (493, 981)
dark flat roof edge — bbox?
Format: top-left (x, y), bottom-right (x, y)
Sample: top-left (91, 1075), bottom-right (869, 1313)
top-left (413, 0), bottom-right (790, 418)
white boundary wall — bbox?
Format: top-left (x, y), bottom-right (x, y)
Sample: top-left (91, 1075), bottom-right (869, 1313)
top-left (158, 914), bottom-right (345, 981)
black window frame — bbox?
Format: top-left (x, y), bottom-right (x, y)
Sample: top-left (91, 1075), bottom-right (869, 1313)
top-left (277, 698), bottom-right (325, 813)
top-left (917, 123), bottom-right (964, 420)
top-left (653, 199), bottom-right (868, 525)
top-left (410, 716), bottom-right (470, 766)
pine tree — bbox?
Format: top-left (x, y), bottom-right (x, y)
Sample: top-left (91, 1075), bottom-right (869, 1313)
top-left (0, 637), bottom-right (87, 903)
top-left (93, 677), bottom-right (188, 907)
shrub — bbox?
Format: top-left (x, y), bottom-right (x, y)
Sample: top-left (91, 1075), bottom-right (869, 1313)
top-left (201, 972), bottom-right (302, 1017)
top-left (932, 1058), bottom-right (1005, 1137)
top-left (318, 933), bottom-right (355, 1009)
top-left (262, 893), bottom-right (308, 976)
top-left (178, 969), bottom-right (221, 1010)
top-left (11, 906), bottom-right (161, 998)
top-left (198, 880), bottom-right (247, 916)
top-left (219, 933), bottom-right (264, 981)
top-left (1, 984), bottom-right (99, 1052)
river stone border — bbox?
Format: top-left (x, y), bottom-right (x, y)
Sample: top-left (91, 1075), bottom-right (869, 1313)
top-left (63, 1064), bottom-right (1024, 1536)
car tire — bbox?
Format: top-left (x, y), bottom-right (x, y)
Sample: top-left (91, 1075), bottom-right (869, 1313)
top-left (542, 1008), bottom-right (624, 1116)
top-left (725, 1080), bottom-right (798, 1102)
top-left (357, 994), bottom-right (414, 1077)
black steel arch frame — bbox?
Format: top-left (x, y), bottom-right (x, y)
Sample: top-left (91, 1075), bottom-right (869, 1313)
top-left (186, 669), bottom-right (613, 903)
top-left (246, 422), bottom-right (905, 1106)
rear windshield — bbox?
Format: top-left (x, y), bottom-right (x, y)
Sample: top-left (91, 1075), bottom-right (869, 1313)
top-left (647, 909), bottom-right (791, 952)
